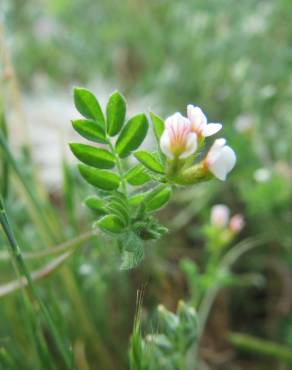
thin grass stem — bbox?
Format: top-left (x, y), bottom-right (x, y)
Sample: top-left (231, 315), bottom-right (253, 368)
top-left (0, 198), bottom-right (74, 369)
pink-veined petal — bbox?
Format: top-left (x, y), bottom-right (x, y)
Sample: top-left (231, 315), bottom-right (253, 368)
top-left (180, 132), bottom-right (198, 159)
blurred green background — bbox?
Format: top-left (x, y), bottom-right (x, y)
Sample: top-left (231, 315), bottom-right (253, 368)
top-left (1, 0), bottom-right (292, 369)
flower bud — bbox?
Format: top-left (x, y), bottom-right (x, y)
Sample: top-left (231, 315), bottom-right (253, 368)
top-left (146, 334), bottom-right (172, 352)
top-left (157, 304), bottom-right (179, 335)
top-left (204, 138), bottom-right (236, 181)
top-left (210, 204), bottom-right (230, 227)
top-left (187, 105), bottom-right (222, 138)
top-left (160, 113), bottom-right (197, 159)
top-left (177, 300), bottom-right (197, 325)
top-left (229, 214), bottom-right (245, 233)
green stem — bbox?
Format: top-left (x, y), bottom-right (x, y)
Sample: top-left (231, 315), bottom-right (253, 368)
top-left (0, 251), bottom-right (74, 298)
top-left (0, 107), bottom-right (9, 199)
top-left (189, 283), bottom-right (219, 369)
top-left (0, 198), bottom-right (74, 369)
top-left (3, 239), bottom-right (51, 370)
top-left (189, 237), bottom-right (263, 369)
top-left (177, 344), bottom-right (187, 370)
top-left (228, 332), bottom-right (292, 365)
top-left (0, 230), bottom-right (96, 261)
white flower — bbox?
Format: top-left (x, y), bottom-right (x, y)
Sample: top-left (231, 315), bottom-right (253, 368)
top-left (211, 204), bottom-right (230, 227)
top-left (229, 214), bottom-right (245, 233)
top-left (160, 112), bottom-right (197, 159)
top-left (234, 114), bottom-right (253, 134)
top-left (187, 105), bottom-right (222, 137)
top-left (78, 263), bottom-right (93, 275)
top-left (205, 138), bottom-right (236, 180)
top-left (253, 168), bottom-right (271, 183)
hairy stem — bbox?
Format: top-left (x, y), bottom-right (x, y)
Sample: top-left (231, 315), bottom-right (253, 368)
top-left (107, 138), bottom-right (128, 196)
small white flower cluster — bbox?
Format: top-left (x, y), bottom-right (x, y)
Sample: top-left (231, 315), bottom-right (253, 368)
top-left (211, 204), bottom-right (245, 233)
top-left (160, 105), bottom-right (236, 181)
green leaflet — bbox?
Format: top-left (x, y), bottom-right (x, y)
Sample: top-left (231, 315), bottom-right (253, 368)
top-left (106, 91), bottom-right (126, 136)
top-left (125, 164), bottom-right (151, 186)
top-left (70, 143), bottom-right (116, 169)
top-left (105, 191), bottom-right (128, 210)
top-left (129, 193), bottom-right (146, 207)
top-left (105, 197), bottom-right (129, 226)
top-left (134, 151), bottom-right (164, 174)
top-left (71, 119), bottom-right (106, 143)
top-left (84, 196), bottom-right (107, 216)
top-left (115, 114), bottom-right (148, 158)
top-left (95, 214), bottom-right (125, 234)
top-left (78, 164), bottom-right (120, 190)
top-left (74, 87), bottom-right (105, 127)
top-left (150, 112), bottom-right (165, 142)
top-left (129, 186), bottom-right (172, 211)
top-left (106, 203), bottom-right (128, 225)
top-left (146, 186), bottom-right (172, 212)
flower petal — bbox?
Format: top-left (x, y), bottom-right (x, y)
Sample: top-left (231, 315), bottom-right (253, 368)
top-left (202, 123), bottom-right (222, 137)
top-left (160, 131), bottom-right (174, 159)
top-left (229, 214), bottom-right (245, 232)
top-left (221, 146), bottom-right (236, 172)
top-left (187, 105), bottom-right (207, 130)
top-left (180, 132), bottom-right (198, 159)
top-left (211, 204), bottom-right (230, 227)
top-left (207, 138), bottom-right (226, 164)
top-left (165, 112), bottom-right (178, 130)
top-left (209, 146), bottom-right (236, 180)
